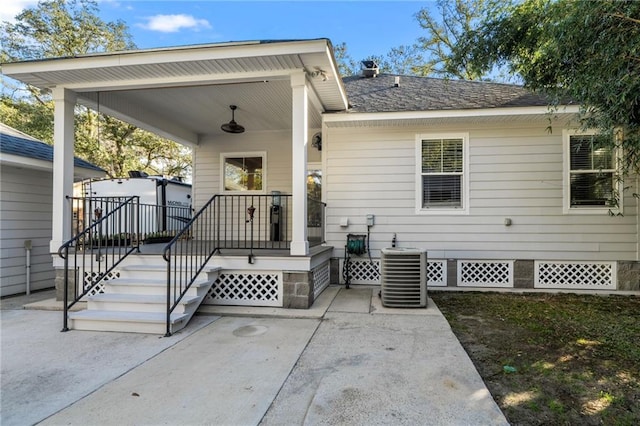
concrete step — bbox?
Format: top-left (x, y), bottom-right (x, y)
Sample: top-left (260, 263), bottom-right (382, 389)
top-left (104, 278), bottom-right (212, 297)
top-left (68, 310), bottom-right (189, 334)
top-left (68, 261), bottom-right (218, 335)
top-left (118, 264), bottom-right (221, 280)
top-left (86, 293), bottom-right (201, 314)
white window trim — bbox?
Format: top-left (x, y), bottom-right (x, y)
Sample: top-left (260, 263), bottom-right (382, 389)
top-left (562, 129), bottom-right (622, 215)
top-left (220, 151), bottom-right (267, 194)
top-left (415, 132), bottom-right (470, 215)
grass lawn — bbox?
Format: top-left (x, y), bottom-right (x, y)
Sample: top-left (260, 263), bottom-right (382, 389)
top-left (430, 292), bottom-right (640, 426)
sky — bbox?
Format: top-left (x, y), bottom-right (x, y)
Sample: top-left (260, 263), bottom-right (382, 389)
top-left (3, 0), bottom-right (433, 62)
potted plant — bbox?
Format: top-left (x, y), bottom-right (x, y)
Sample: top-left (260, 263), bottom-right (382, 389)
top-left (91, 232), bottom-right (132, 247)
top-left (143, 231), bottom-right (177, 244)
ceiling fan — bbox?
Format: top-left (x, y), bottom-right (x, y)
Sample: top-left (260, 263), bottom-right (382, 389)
top-left (221, 105), bottom-right (245, 134)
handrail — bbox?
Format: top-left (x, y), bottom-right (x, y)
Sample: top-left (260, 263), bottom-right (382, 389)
top-left (60, 192), bottom-right (326, 335)
top-left (162, 193), bottom-right (221, 336)
top-left (162, 193), bottom-right (324, 336)
top-left (59, 196), bottom-right (140, 332)
top-left (68, 196), bottom-right (192, 243)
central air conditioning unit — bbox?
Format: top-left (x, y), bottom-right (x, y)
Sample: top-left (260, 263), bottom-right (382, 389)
top-left (380, 248), bottom-right (427, 308)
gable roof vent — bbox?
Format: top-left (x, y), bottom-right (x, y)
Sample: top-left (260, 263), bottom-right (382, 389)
top-left (361, 60), bottom-right (379, 78)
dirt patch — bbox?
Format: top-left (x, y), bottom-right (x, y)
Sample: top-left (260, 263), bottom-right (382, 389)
top-left (431, 292), bottom-right (640, 425)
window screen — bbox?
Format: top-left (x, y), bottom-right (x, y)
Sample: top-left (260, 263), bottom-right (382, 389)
top-left (421, 138), bottom-right (463, 208)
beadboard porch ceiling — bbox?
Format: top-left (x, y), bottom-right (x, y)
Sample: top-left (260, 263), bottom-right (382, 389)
top-left (3, 39), bottom-right (348, 146)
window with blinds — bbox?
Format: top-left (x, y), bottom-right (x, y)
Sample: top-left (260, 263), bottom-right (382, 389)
top-left (568, 134), bottom-right (615, 207)
top-left (420, 137), bottom-right (464, 208)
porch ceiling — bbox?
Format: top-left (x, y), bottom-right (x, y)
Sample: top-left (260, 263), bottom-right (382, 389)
top-left (77, 79), bottom-right (323, 139)
top-left (3, 39), bottom-right (348, 145)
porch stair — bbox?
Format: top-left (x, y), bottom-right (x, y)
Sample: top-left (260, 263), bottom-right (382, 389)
top-left (68, 263), bottom-right (220, 334)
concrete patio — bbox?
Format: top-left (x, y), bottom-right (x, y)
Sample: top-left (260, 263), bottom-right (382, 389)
top-left (1, 286), bottom-right (507, 425)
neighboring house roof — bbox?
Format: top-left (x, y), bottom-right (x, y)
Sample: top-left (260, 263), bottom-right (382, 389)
top-left (342, 74), bottom-right (552, 113)
top-left (0, 123), bottom-right (105, 172)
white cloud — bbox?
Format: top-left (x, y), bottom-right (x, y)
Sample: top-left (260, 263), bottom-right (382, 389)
top-left (0, 0), bottom-right (39, 23)
top-left (138, 14), bottom-right (211, 33)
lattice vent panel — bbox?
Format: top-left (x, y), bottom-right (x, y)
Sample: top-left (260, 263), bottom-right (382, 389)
top-left (340, 259), bottom-right (380, 284)
top-left (535, 261), bottom-right (616, 289)
top-left (313, 261), bottom-right (331, 299)
top-left (80, 269), bottom-right (120, 297)
top-left (205, 271), bottom-right (283, 307)
top-left (341, 258), bottom-right (447, 286)
top-left (458, 260), bottom-right (513, 288)
top-left (427, 260), bottom-right (447, 287)
top-left (340, 259), bottom-right (447, 287)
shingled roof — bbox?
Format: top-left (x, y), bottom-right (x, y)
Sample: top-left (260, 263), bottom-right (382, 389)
top-left (342, 74), bottom-right (551, 113)
top-left (0, 123), bottom-right (104, 172)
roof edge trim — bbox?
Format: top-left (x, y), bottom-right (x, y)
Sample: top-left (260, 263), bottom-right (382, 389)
top-left (2, 39), bottom-right (332, 73)
top-left (323, 105), bottom-right (581, 123)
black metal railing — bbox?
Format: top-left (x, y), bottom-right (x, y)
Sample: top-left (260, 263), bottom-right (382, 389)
top-left (161, 193), bottom-right (326, 336)
top-left (70, 197), bottom-right (192, 243)
top-left (215, 194), bottom-right (291, 249)
top-left (62, 193), bottom-right (325, 335)
top-left (59, 196), bottom-right (140, 331)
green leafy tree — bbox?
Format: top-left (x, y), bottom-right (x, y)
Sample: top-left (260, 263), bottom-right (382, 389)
top-left (0, 96), bottom-right (53, 142)
top-left (1, 0), bottom-right (134, 101)
top-left (1, 0), bottom-right (192, 179)
top-left (335, 45), bottom-right (426, 77)
top-left (333, 42), bottom-right (360, 77)
top-left (335, 1), bottom-right (506, 79)
top-left (1, 0), bottom-right (133, 60)
top-left (450, 0), bottom-right (640, 175)
top-left (414, 0), bottom-right (508, 79)
top-left (73, 111), bottom-right (192, 178)
top-left (359, 46), bottom-right (426, 76)
top-left (382, 45), bottom-right (427, 76)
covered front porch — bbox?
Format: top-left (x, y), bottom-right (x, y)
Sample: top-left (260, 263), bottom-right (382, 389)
top-left (3, 39), bottom-right (348, 333)
top-left (1, 38), bottom-right (348, 257)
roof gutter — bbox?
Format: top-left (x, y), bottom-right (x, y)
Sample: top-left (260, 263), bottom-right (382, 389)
top-left (323, 105), bottom-right (581, 124)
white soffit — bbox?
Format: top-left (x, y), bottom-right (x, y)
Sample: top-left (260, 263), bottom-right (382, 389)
top-left (3, 39), bottom-right (348, 111)
top-left (3, 40), bottom-right (346, 142)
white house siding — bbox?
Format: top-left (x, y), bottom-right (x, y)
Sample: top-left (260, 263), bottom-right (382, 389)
top-left (323, 123), bottom-right (639, 264)
top-left (194, 129), bottom-right (321, 206)
top-left (0, 166), bottom-right (55, 296)
top-left (193, 130), bottom-right (322, 241)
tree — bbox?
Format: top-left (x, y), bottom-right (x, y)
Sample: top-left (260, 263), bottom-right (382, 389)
top-left (334, 42), bottom-right (427, 77)
top-left (1, 0), bottom-right (134, 101)
top-left (334, 1), bottom-right (508, 79)
top-left (450, 0), bottom-right (640, 176)
top-left (414, 0), bottom-right (508, 80)
top-left (1, 0), bottom-right (192, 179)
top-left (333, 42), bottom-right (359, 77)
top-left (360, 46), bottom-right (427, 76)
top-left (0, 96), bottom-right (53, 143)
top-left (382, 45), bottom-right (427, 76)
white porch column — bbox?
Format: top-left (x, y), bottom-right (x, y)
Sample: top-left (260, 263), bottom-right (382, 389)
top-left (290, 71), bottom-right (309, 256)
top-left (50, 87), bottom-right (77, 253)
